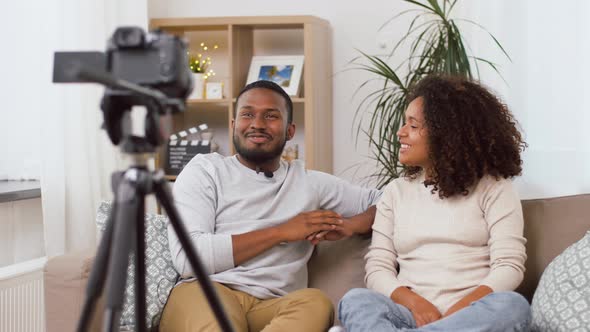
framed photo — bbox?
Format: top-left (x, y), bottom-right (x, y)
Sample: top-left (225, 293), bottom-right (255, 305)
top-left (205, 82), bottom-right (224, 99)
top-left (246, 55), bottom-right (304, 96)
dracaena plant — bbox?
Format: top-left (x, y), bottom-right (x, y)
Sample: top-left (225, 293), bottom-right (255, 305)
top-left (353, 0), bottom-right (509, 189)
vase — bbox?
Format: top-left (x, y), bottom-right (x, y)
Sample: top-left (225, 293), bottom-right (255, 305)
top-left (189, 73), bottom-right (205, 99)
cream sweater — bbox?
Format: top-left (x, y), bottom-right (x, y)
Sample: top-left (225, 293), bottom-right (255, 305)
top-left (365, 173), bottom-right (526, 313)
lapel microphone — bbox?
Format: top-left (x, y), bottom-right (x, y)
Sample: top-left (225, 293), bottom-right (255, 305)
top-left (256, 166), bottom-right (274, 178)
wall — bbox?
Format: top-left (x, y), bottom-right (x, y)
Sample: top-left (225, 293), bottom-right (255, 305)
top-left (456, 1), bottom-right (590, 199)
top-left (148, 0), bottom-right (590, 199)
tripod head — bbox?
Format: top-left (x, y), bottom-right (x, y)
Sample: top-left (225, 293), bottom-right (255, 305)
top-left (53, 27), bottom-right (192, 154)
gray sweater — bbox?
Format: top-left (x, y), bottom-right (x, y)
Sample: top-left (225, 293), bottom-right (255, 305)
top-left (169, 153), bottom-right (381, 299)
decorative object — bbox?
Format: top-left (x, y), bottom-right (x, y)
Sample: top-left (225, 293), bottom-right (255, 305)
top-left (246, 55), bottom-right (304, 96)
top-left (95, 201), bottom-right (179, 330)
top-left (206, 82), bottom-right (224, 99)
top-left (353, 0), bottom-right (510, 188)
top-left (166, 124), bottom-right (212, 175)
top-left (281, 144), bottom-right (299, 163)
top-left (189, 73), bottom-right (205, 99)
top-left (530, 231), bottom-right (590, 331)
top-left (188, 42), bottom-right (218, 99)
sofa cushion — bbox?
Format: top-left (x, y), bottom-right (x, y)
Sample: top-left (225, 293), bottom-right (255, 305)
top-left (308, 235), bottom-right (371, 322)
top-left (95, 201), bottom-right (179, 330)
top-left (530, 231), bottom-right (590, 331)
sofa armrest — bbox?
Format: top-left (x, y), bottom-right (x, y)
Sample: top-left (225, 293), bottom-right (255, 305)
top-left (44, 248), bottom-right (104, 332)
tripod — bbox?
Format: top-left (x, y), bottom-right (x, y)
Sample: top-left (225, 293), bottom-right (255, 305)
top-left (64, 67), bottom-right (235, 332)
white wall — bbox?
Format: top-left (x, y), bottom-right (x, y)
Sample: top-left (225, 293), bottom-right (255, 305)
top-left (148, 0), bottom-right (590, 199)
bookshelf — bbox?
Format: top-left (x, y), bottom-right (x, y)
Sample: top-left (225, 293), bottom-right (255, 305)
top-left (150, 16), bottom-right (333, 179)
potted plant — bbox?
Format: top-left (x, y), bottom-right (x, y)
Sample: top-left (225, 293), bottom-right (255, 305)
top-left (188, 42), bottom-right (217, 99)
top-left (353, 0), bottom-right (510, 188)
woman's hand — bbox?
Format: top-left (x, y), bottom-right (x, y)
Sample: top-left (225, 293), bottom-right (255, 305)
top-left (306, 206), bottom-right (378, 245)
top-left (442, 285), bottom-right (493, 318)
top-left (391, 287), bottom-right (441, 327)
top-left (306, 219), bottom-right (356, 244)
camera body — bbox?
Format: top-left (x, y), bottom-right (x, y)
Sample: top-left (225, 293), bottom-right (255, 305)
top-left (107, 27), bottom-right (193, 99)
top-left (54, 27), bottom-right (193, 100)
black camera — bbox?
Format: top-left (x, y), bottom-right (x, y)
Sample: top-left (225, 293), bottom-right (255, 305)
top-left (54, 27), bottom-right (193, 99)
top-left (53, 27), bottom-right (193, 148)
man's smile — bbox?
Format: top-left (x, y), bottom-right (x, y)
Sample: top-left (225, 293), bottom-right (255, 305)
top-left (246, 133), bottom-right (272, 144)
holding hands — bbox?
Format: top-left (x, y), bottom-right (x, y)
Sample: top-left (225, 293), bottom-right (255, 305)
top-left (303, 205), bottom-right (377, 245)
top-left (277, 210), bottom-right (345, 243)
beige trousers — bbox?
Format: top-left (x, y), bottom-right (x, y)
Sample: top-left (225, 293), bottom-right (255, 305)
top-left (159, 281), bottom-right (334, 332)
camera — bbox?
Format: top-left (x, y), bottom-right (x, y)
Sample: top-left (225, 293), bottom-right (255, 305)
top-left (54, 26), bottom-right (193, 99)
top-left (54, 27), bottom-right (193, 147)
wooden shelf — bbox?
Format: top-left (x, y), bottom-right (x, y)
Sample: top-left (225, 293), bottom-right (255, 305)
top-left (164, 175), bottom-right (177, 181)
top-left (231, 97), bottom-right (305, 103)
top-left (187, 98), bottom-right (231, 105)
top-left (150, 16), bottom-right (329, 29)
top-left (151, 15), bottom-right (333, 176)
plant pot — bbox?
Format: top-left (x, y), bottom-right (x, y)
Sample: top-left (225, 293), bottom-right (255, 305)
top-left (189, 73), bottom-right (205, 99)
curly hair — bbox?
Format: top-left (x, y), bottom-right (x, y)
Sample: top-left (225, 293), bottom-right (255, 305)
top-left (403, 75), bottom-right (527, 198)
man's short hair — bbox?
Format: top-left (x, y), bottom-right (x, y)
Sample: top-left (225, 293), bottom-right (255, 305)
top-left (234, 80), bottom-right (293, 124)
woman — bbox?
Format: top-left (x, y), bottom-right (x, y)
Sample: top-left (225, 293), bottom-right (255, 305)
top-left (339, 75), bottom-right (531, 332)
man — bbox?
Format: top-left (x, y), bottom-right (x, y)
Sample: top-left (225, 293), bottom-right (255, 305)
top-left (160, 80), bottom-right (381, 332)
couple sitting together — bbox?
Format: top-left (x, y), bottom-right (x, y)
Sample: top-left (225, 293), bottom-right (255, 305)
top-left (159, 75), bottom-right (531, 332)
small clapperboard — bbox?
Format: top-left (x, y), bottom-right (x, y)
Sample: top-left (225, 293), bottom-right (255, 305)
top-left (165, 124), bottom-right (211, 176)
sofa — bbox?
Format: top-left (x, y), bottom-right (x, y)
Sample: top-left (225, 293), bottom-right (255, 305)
top-left (44, 194), bottom-right (590, 331)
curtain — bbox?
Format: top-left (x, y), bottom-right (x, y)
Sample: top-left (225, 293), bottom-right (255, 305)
top-left (40, 0), bottom-right (148, 256)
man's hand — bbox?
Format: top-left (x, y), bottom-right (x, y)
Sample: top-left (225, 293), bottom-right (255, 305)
top-left (276, 210), bottom-right (344, 243)
top-left (391, 286), bottom-right (441, 327)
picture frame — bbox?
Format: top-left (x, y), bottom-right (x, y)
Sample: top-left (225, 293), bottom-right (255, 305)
top-left (246, 55), bottom-right (304, 96)
top-left (205, 82), bottom-right (224, 99)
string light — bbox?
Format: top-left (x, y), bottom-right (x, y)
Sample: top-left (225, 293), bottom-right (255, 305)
top-left (188, 42), bottom-right (217, 78)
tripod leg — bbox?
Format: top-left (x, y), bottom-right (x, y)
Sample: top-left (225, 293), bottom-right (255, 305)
top-left (76, 202), bottom-right (117, 332)
top-left (102, 174), bottom-right (142, 332)
top-left (134, 195), bottom-right (147, 332)
top-left (152, 173), bottom-right (235, 332)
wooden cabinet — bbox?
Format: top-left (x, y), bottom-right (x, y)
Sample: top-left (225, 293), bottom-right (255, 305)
top-left (149, 16), bottom-right (333, 179)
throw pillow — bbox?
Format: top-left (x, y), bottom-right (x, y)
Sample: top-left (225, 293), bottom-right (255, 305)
top-left (95, 201), bottom-right (179, 331)
top-left (531, 231), bottom-right (590, 332)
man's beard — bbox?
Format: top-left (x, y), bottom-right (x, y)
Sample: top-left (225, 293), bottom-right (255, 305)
top-left (233, 134), bottom-right (286, 164)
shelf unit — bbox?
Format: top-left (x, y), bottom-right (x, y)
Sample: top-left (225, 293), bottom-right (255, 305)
top-left (149, 16), bottom-right (333, 178)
